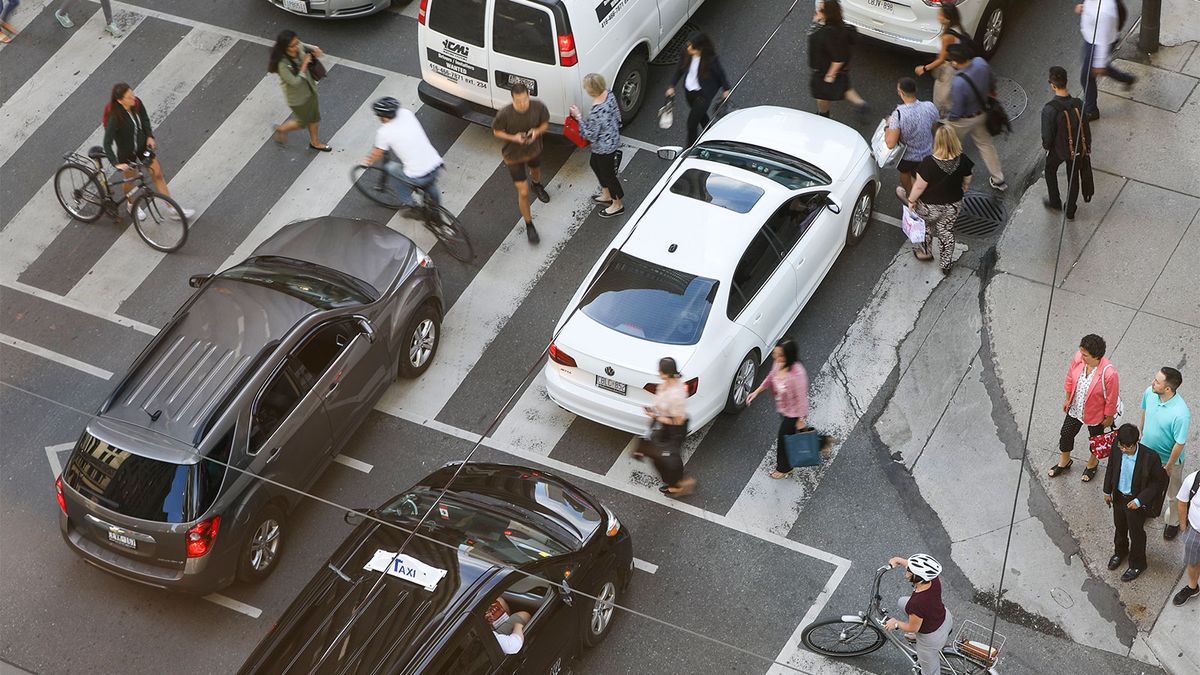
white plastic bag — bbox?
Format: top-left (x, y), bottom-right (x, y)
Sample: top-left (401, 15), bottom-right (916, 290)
top-left (871, 113), bottom-right (905, 169)
top-left (657, 96), bottom-right (675, 130)
top-left (902, 205), bottom-right (925, 244)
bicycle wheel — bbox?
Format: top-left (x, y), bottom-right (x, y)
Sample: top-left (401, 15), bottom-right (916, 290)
top-left (423, 203), bottom-right (474, 262)
top-left (132, 191), bottom-right (189, 252)
top-left (351, 165), bottom-right (407, 209)
top-left (54, 163), bottom-right (106, 222)
top-left (940, 650), bottom-right (990, 674)
top-left (801, 619), bottom-right (887, 657)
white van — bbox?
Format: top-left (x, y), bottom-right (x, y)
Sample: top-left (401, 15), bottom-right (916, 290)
top-left (416, 0), bottom-right (706, 128)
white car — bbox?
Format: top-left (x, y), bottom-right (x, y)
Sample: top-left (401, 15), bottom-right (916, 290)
top-left (544, 106), bottom-right (879, 435)
top-left (839, 0), bottom-right (1009, 59)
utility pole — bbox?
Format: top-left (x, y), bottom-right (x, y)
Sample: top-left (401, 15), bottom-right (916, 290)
top-left (1139, 0), bottom-right (1162, 53)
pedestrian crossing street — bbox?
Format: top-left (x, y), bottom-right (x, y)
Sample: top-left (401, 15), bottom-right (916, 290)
top-left (0, 1), bottom-right (935, 547)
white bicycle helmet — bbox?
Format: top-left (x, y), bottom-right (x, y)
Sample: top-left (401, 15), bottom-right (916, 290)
top-left (906, 554), bottom-right (943, 582)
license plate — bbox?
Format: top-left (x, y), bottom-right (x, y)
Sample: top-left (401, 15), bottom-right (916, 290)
top-left (108, 531), bottom-right (137, 549)
top-left (283, 0), bottom-right (307, 13)
top-left (867, 0), bottom-right (894, 12)
top-left (595, 375), bottom-right (627, 396)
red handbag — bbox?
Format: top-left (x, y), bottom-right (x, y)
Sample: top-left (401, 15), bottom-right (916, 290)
top-left (1089, 428), bottom-right (1118, 459)
top-left (563, 115), bottom-right (589, 148)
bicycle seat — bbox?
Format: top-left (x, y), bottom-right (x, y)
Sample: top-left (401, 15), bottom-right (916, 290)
top-left (87, 146), bottom-right (106, 160)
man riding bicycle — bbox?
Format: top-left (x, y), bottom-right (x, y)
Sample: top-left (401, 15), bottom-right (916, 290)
top-left (884, 554), bottom-right (952, 675)
top-left (361, 96), bottom-right (443, 208)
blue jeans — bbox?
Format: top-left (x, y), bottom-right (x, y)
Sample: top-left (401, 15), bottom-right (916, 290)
top-left (1080, 40), bottom-right (1134, 115)
top-left (384, 161), bottom-right (440, 207)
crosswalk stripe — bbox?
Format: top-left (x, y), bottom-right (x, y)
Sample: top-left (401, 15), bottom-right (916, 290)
top-left (376, 147), bottom-right (613, 421)
top-left (602, 420), bottom-right (713, 489)
top-left (0, 333), bottom-right (115, 379)
top-left (489, 371), bottom-right (578, 456)
top-left (0, 10), bottom-right (145, 169)
top-left (67, 74), bottom-right (282, 312)
top-left (0, 27), bottom-right (232, 283)
top-left (1, 0), bottom-right (54, 34)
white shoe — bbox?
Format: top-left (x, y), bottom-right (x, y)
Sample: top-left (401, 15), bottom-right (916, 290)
top-left (54, 10), bottom-right (74, 28)
top-left (168, 206), bottom-right (195, 221)
top-left (105, 22), bottom-right (123, 38)
top-left (127, 203), bottom-right (147, 221)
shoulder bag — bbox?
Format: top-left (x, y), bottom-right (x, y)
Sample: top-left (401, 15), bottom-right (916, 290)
top-left (871, 107), bottom-right (905, 168)
top-left (783, 428), bottom-right (822, 468)
top-left (563, 115), bottom-right (589, 148)
top-left (956, 71), bottom-right (1010, 136)
top-left (1087, 364), bottom-right (1124, 459)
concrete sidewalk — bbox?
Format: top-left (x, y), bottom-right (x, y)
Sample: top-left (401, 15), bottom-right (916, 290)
top-left (875, 0), bottom-right (1199, 672)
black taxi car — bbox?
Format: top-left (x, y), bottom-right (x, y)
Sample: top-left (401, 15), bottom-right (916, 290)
top-left (237, 463), bottom-right (634, 674)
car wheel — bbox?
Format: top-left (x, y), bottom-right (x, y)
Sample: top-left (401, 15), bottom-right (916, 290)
top-left (614, 51), bottom-right (649, 124)
top-left (236, 505), bottom-right (285, 583)
top-left (398, 303), bottom-right (440, 379)
top-left (846, 183), bottom-right (874, 247)
top-left (974, 0), bottom-right (1005, 59)
top-left (723, 351), bottom-right (758, 414)
top-left (582, 571), bottom-right (619, 647)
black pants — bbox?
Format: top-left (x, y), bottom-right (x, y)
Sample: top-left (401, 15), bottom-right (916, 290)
top-left (588, 151), bottom-right (623, 200)
top-left (1045, 152), bottom-right (1082, 215)
top-left (684, 90), bottom-right (710, 146)
top-left (776, 415), bottom-right (799, 472)
top-left (1059, 415), bottom-right (1106, 454)
top-left (1113, 492), bottom-right (1149, 569)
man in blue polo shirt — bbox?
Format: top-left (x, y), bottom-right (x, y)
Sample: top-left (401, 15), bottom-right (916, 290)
top-left (1141, 367), bottom-right (1191, 540)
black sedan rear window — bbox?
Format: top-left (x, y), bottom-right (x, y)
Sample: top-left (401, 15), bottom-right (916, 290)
top-left (579, 251), bottom-right (717, 346)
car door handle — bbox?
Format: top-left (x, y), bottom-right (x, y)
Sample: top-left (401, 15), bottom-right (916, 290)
top-left (794, 258), bottom-right (805, 267)
top-left (325, 380), bottom-right (339, 398)
top-left (266, 447), bottom-right (281, 463)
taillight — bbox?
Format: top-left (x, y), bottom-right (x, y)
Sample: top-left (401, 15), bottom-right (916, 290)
top-left (643, 377), bottom-right (699, 397)
top-left (548, 343), bottom-right (577, 367)
top-left (557, 34), bottom-right (577, 67)
top-left (186, 516), bottom-right (220, 558)
top-left (418, 0), bottom-right (428, 24)
top-left (920, 0), bottom-right (946, 5)
top-left (56, 476), bottom-right (66, 514)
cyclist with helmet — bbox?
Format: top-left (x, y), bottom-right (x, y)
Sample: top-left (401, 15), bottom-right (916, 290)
top-left (885, 554), bottom-right (952, 675)
top-left (361, 97), bottom-right (444, 208)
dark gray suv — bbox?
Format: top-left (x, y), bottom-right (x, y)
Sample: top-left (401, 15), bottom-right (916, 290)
top-left (57, 217), bottom-right (443, 593)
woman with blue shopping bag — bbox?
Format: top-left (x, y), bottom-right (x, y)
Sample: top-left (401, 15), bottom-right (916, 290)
top-left (747, 338), bottom-right (827, 478)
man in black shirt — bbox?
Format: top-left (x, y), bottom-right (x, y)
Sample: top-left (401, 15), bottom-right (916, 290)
top-left (1041, 66), bottom-right (1093, 220)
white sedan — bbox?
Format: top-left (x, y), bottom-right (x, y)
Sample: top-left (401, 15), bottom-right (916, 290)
top-left (544, 106), bottom-right (879, 435)
top-left (839, 0), bottom-right (1009, 59)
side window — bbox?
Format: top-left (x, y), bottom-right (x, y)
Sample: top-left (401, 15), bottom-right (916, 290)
top-left (727, 230), bottom-right (783, 319)
top-left (494, 0), bottom-right (556, 65)
top-left (291, 321), bottom-right (357, 388)
top-left (427, 0), bottom-right (487, 47)
top-left (432, 627), bottom-right (495, 671)
top-left (249, 368), bottom-right (301, 452)
top-left (766, 193), bottom-right (826, 255)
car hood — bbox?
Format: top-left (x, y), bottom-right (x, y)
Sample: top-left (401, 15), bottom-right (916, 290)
top-left (249, 217), bottom-right (414, 295)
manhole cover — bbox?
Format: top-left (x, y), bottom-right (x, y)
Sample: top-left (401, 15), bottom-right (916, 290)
top-left (993, 76), bottom-right (1028, 122)
top-left (955, 191), bottom-right (1006, 237)
top-left (651, 22), bottom-right (700, 66)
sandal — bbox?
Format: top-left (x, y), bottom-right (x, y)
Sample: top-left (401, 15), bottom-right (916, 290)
top-left (914, 247), bottom-right (934, 261)
top-left (1081, 465), bottom-right (1098, 482)
top-left (1048, 459), bottom-right (1074, 477)
top-left (769, 469), bottom-right (794, 479)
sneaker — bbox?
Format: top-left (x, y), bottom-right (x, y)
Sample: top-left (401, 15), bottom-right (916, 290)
top-left (1164, 524), bottom-right (1180, 540)
top-left (525, 222), bottom-right (539, 244)
top-left (1173, 585), bottom-right (1199, 606)
top-left (989, 177), bottom-right (1008, 191)
top-left (105, 22), bottom-right (123, 37)
top-left (54, 10), bottom-right (75, 28)
top-left (530, 181), bottom-right (550, 204)
top-left (168, 206), bottom-right (195, 221)
top-left (127, 203), bottom-right (147, 221)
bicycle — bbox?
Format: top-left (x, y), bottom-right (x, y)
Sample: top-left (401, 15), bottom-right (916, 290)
top-left (350, 161), bottom-right (473, 263)
top-left (53, 147), bottom-right (189, 252)
top-left (801, 564), bottom-right (1005, 674)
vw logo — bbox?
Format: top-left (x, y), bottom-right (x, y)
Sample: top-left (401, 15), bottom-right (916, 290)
top-left (604, 366), bottom-right (615, 376)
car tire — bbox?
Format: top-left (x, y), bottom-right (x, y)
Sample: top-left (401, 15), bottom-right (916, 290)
top-left (846, 183), bottom-right (874, 247)
top-left (614, 51), bottom-right (649, 124)
top-left (398, 303), bottom-right (440, 379)
top-left (582, 570), bottom-right (620, 648)
top-left (722, 351), bottom-right (758, 415)
top-left (974, 0), bottom-right (1006, 59)
top-left (236, 505), bottom-right (285, 584)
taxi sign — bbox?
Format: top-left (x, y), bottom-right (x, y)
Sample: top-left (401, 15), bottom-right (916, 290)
top-left (363, 549), bottom-right (448, 592)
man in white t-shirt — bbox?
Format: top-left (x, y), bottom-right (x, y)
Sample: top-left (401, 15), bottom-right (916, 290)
top-left (484, 596), bottom-right (531, 655)
top-left (361, 96), bottom-right (444, 208)
top-left (1172, 469), bottom-right (1200, 606)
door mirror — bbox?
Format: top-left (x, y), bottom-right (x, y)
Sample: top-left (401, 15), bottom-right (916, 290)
top-left (656, 146), bottom-right (683, 161)
top-left (824, 195), bottom-right (843, 215)
top-left (356, 317), bottom-right (377, 343)
top-left (188, 273), bottom-right (214, 288)
top-left (561, 577), bottom-right (573, 607)
top-left (344, 507), bottom-right (373, 526)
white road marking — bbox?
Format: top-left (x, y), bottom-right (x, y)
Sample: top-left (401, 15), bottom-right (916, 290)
top-left (871, 211), bottom-right (901, 228)
top-left (1, 281), bottom-right (159, 335)
top-left (767, 559), bottom-right (861, 675)
top-left (45, 443), bottom-right (74, 479)
top-left (392, 0), bottom-right (421, 19)
top-left (1, 333), bottom-right (114, 379)
top-left (602, 419), bottom-right (713, 491)
top-left (333, 454), bottom-right (373, 474)
top-left (0, 0), bottom-right (54, 35)
top-left (375, 148), bottom-right (621, 421)
top-left (632, 558), bottom-right (658, 574)
top-left (489, 371), bottom-right (578, 456)
top-left (203, 593), bottom-right (262, 618)
top-left (68, 74), bottom-right (284, 312)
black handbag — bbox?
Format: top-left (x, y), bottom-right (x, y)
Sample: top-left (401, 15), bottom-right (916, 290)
top-left (309, 55), bottom-right (327, 82)
top-left (956, 72), bottom-right (1010, 136)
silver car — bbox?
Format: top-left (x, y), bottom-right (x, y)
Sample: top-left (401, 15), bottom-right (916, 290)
top-left (267, 0), bottom-right (392, 20)
top-left (57, 216), bottom-right (443, 593)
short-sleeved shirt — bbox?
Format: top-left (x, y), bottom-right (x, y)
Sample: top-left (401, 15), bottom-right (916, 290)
top-left (492, 99), bottom-right (550, 164)
top-left (374, 109), bottom-right (443, 178)
top-left (1177, 470), bottom-right (1200, 531)
top-left (493, 630), bottom-right (522, 655)
top-left (653, 378), bottom-right (688, 419)
top-left (808, 23), bottom-right (851, 72)
top-left (1141, 388), bottom-right (1190, 464)
top-left (905, 577), bottom-right (946, 634)
top-left (916, 154), bottom-right (974, 205)
top-left (888, 101), bottom-right (940, 163)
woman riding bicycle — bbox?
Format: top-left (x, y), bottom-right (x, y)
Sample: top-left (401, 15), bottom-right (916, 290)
top-left (884, 554), bottom-right (952, 675)
top-left (360, 96), bottom-right (443, 209)
top-left (103, 82), bottom-right (194, 220)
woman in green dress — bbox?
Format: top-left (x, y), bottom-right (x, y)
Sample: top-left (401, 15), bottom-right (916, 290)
top-left (269, 30), bottom-right (331, 152)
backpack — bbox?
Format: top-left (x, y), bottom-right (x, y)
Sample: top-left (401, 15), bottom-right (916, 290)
top-left (1050, 97), bottom-right (1090, 159)
top-left (947, 28), bottom-right (981, 59)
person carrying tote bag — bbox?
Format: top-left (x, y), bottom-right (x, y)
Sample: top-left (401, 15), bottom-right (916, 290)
top-left (747, 338), bottom-right (830, 479)
top-left (880, 77), bottom-right (939, 193)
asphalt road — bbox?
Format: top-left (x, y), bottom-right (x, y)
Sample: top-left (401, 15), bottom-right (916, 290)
top-left (0, 0), bottom-right (1141, 674)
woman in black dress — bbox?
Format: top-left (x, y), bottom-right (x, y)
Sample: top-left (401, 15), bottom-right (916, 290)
top-left (808, 0), bottom-right (869, 119)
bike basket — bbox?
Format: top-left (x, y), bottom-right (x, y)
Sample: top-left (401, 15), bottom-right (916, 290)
top-left (954, 620), bottom-right (1004, 665)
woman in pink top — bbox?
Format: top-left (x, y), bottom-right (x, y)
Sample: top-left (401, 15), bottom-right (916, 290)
top-left (1050, 333), bottom-right (1120, 482)
top-left (748, 338), bottom-right (811, 478)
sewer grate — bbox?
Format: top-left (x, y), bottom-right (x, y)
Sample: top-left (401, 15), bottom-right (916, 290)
top-left (993, 76), bottom-right (1029, 122)
top-left (954, 191), bottom-right (1006, 238)
top-left (651, 22), bottom-right (700, 66)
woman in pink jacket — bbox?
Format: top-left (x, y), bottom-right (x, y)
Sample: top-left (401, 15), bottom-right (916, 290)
top-left (748, 338), bottom-right (812, 479)
top-left (1049, 334), bottom-right (1120, 482)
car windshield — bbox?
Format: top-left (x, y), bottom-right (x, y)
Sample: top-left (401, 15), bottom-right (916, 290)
top-left (222, 256), bottom-right (378, 309)
top-left (379, 489), bottom-right (575, 565)
top-left (669, 168), bottom-right (763, 213)
top-left (688, 140), bottom-right (831, 189)
top-left (579, 250), bottom-right (718, 346)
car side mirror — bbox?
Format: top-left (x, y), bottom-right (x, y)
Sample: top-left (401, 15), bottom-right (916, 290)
top-left (356, 317), bottom-right (377, 343)
top-left (656, 146), bottom-right (683, 161)
top-left (188, 273), bottom-right (214, 288)
top-left (344, 507), bottom-right (373, 526)
top-left (825, 195), bottom-right (843, 215)
top-left (561, 577), bottom-right (574, 607)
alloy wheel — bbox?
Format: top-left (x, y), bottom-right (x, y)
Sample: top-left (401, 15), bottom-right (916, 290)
top-left (248, 519), bottom-right (281, 571)
top-left (591, 581), bottom-right (616, 635)
top-left (852, 192), bottom-right (872, 238)
top-left (983, 9), bottom-right (1003, 55)
top-left (733, 358), bottom-right (755, 407)
top-left (409, 318), bottom-right (436, 368)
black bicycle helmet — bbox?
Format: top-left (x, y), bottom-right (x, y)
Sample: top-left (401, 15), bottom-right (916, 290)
top-left (372, 96), bottom-right (401, 118)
